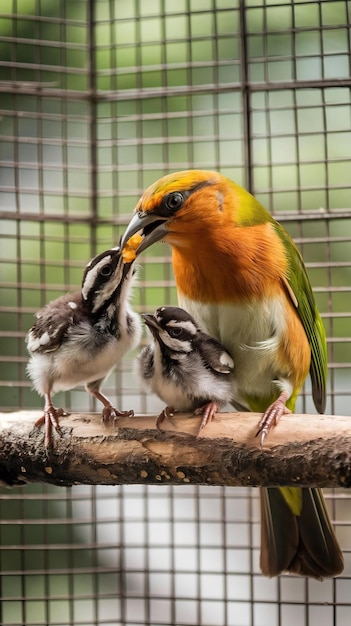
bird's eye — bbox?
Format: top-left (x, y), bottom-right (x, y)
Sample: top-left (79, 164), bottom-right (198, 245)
top-left (164, 192), bottom-right (184, 212)
top-left (100, 264), bottom-right (113, 277)
top-left (169, 327), bottom-right (183, 337)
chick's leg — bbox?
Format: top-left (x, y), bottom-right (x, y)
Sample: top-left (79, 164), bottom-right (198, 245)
top-left (156, 404), bottom-right (219, 437)
top-left (156, 405), bottom-right (175, 431)
top-left (194, 402), bottom-right (219, 435)
top-left (86, 380), bottom-right (134, 424)
top-left (35, 392), bottom-right (64, 450)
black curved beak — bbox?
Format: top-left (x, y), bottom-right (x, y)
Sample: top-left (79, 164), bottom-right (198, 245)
top-left (120, 212), bottom-right (169, 257)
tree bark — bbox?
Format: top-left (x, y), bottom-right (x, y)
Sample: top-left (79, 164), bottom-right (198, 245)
top-left (0, 410), bottom-right (350, 488)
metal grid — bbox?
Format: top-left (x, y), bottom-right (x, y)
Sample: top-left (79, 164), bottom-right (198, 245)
top-left (0, 1), bottom-right (351, 625)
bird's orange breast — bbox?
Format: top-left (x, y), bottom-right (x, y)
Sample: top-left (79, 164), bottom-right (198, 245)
top-left (169, 221), bottom-right (288, 304)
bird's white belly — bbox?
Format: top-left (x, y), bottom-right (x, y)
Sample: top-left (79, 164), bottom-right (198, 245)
top-left (28, 317), bottom-right (140, 396)
top-left (179, 295), bottom-right (289, 404)
top-left (151, 376), bottom-right (193, 411)
top-left (28, 339), bottom-right (119, 395)
top-left (54, 339), bottom-right (123, 390)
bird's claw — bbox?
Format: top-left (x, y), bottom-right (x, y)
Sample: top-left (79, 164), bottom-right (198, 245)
top-left (35, 406), bottom-right (66, 451)
top-left (194, 402), bottom-right (219, 436)
top-left (255, 393), bottom-right (290, 446)
top-left (102, 405), bottom-right (134, 425)
top-left (35, 407), bottom-right (67, 429)
top-left (156, 406), bottom-right (175, 431)
top-left (156, 403), bottom-right (219, 436)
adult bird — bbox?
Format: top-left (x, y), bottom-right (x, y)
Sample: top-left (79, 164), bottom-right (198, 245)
top-left (120, 169), bottom-right (343, 579)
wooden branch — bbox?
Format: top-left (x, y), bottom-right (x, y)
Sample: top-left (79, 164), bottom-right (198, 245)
top-left (0, 410), bottom-right (351, 488)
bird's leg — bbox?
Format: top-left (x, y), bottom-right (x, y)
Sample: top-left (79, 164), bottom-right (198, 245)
top-left (255, 391), bottom-right (291, 445)
top-left (156, 403), bottom-right (219, 435)
top-left (88, 387), bottom-right (134, 424)
top-left (156, 405), bottom-right (175, 431)
top-left (194, 402), bottom-right (219, 435)
top-left (34, 393), bottom-right (64, 450)
top-left (156, 407), bottom-right (205, 439)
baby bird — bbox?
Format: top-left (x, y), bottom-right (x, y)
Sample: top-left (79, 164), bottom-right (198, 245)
top-left (137, 306), bottom-right (234, 432)
top-left (26, 246), bottom-right (141, 449)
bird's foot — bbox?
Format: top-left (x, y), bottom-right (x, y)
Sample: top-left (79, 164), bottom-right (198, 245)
top-left (35, 406), bottom-right (65, 450)
top-left (194, 402), bottom-right (219, 435)
top-left (255, 392), bottom-right (291, 446)
top-left (156, 406), bottom-right (175, 431)
top-left (101, 405), bottom-right (134, 425)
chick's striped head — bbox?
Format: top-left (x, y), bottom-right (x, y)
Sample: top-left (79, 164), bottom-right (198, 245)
top-left (82, 247), bottom-right (134, 313)
top-left (142, 306), bottom-right (234, 373)
top-left (142, 306), bottom-right (199, 354)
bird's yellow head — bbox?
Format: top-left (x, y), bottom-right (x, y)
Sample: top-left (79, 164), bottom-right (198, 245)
top-left (120, 169), bottom-right (271, 257)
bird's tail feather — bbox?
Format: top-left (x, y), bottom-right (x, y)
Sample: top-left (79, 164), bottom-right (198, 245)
top-left (260, 486), bottom-right (344, 579)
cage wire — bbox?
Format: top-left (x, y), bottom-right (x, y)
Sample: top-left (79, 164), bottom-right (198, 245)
top-left (0, 0), bottom-right (351, 625)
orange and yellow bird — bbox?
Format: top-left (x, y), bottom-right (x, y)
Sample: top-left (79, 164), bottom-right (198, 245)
top-left (121, 169), bottom-right (343, 579)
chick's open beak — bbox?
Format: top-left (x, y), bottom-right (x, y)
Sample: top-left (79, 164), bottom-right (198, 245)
top-left (120, 211), bottom-right (169, 257)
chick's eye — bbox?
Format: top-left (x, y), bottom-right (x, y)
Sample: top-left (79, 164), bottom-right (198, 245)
top-left (169, 327), bottom-right (183, 337)
top-left (164, 192), bottom-right (184, 212)
top-left (100, 264), bottom-right (113, 277)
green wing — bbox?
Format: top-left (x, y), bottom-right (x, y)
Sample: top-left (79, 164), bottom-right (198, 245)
top-left (273, 222), bottom-right (327, 414)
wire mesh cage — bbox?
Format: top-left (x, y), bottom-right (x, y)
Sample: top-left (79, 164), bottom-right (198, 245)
top-left (0, 0), bottom-right (351, 624)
